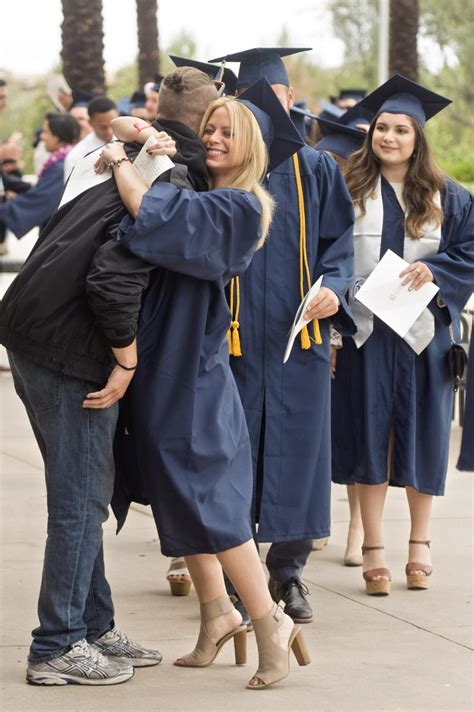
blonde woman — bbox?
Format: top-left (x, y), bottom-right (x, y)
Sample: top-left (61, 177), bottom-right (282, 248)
top-left (93, 79), bottom-right (310, 689)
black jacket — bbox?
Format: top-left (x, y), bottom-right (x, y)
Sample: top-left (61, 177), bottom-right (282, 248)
top-left (0, 121), bottom-right (209, 384)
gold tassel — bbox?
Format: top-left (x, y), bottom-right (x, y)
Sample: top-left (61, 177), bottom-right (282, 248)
top-left (293, 153), bottom-right (323, 348)
top-left (228, 277), bottom-right (243, 357)
top-left (300, 324), bottom-right (311, 350)
top-left (231, 321), bottom-right (242, 356)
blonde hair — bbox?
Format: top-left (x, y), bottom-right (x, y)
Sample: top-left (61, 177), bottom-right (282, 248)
top-left (199, 97), bottom-right (275, 247)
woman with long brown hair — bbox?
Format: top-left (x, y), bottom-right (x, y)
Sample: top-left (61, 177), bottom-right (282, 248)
top-left (311, 75), bottom-right (474, 595)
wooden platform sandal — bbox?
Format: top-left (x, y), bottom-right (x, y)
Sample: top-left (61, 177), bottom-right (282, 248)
top-left (406, 540), bottom-right (432, 590)
top-left (362, 545), bottom-right (391, 596)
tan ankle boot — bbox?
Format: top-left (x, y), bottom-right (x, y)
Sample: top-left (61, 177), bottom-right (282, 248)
top-left (247, 601), bottom-right (311, 689)
top-left (174, 595), bottom-right (247, 668)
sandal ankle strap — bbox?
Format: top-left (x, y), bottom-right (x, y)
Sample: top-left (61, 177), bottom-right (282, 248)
top-left (200, 595), bottom-right (235, 621)
top-left (409, 539), bottom-right (431, 547)
top-left (361, 545), bottom-right (385, 554)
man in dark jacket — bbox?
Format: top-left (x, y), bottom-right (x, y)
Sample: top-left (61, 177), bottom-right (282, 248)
top-left (0, 67), bottom-right (218, 686)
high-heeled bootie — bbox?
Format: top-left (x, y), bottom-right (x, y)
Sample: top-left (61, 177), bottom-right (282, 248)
top-left (247, 601), bottom-right (311, 690)
top-left (174, 595), bottom-right (247, 667)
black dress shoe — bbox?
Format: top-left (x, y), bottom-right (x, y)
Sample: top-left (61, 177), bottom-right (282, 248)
top-left (230, 595), bottom-right (252, 630)
top-left (268, 577), bottom-right (313, 623)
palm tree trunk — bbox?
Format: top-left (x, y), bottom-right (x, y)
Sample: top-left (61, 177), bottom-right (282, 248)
top-left (136, 0), bottom-right (160, 87)
top-left (389, 0), bottom-right (418, 81)
top-left (61, 0), bottom-right (105, 95)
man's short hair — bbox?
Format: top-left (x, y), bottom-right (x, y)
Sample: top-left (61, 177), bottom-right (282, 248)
top-left (158, 68), bottom-right (219, 132)
top-left (88, 96), bottom-right (117, 118)
top-left (46, 112), bottom-right (81, 145)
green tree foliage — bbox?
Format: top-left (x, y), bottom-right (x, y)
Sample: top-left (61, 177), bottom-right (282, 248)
top-left (326, 0), bottom-right (474, 183)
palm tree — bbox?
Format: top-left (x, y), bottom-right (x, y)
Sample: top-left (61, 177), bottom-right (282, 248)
top-left (389, 0), bottom-right (418, 80)
top-left (61, 0), bottom-right (106, 94)
top-left (136, 0), bottom-right (160, 87)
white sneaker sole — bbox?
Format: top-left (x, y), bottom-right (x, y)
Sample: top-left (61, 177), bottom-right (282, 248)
top-left (26, 668), bottom-right (134, 686)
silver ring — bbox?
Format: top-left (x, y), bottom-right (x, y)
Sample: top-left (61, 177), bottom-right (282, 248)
top-left (414, 268), bottom-right (421, 274)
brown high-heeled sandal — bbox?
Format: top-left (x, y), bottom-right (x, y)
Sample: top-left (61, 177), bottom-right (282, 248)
top-left (247, 601), bottom-right (311, 690)
top-left (174, 595), bottom-right (247, 667)
top-left (362, 545), bottom-right (391, 596)
top-left (406, 540), bottom-right (432, 590)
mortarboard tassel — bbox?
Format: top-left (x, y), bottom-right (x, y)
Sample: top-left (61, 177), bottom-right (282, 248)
top-left (215, 61), bottom-right (226, 83)
top-left (293, 152), bottom-right (322, 349)
top-left (228, 277), bottom-right (243, 357)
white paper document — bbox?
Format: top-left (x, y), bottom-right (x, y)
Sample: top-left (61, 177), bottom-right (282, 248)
top-left (132, 135), bottom-right (175, 186)
top-left (355, 249), bottom-right (439, 338)
top-left (59, 146), bottom-right (111, 208)
top-left (283, 275), bottom-right (323, 364)
top-left (60, 136), bottom-right (175, 208)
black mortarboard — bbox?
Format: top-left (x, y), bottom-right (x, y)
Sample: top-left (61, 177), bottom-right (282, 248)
top-left (208, 47), bottom-right (311, 88)
top-left (315, 102), bottom-right (372, 158)
top-left (330, 88), bottom-right (367, 104)
top-left (170, 55), bottom-right (238, 95)
top-left (145, 74), bottom-right (164, 95)
top-left (315, 124), bottom-right (367, 159)
top-left (317, 103), bottom-right (373, 132)
top-left (129, 91), bottom-right (146, 109)
top-left (290, 104), bottom-right (319, 140)
top-left (317, 100), bottom-right (345, 121)
top-left (236, 77), bottom-right (304, 170)
top-left (358, 74), bottom-right (451, 125)
top-left (71, 89), bottom-right (94, 108)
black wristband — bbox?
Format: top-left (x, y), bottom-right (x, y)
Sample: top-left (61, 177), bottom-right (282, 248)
top-left (115, 360), bottom-right (137, 371)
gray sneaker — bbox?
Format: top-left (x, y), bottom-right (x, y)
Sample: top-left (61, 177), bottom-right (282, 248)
top-left (26, 639), bottom-right (134, 686)
top-left (93, 626), bottom-right (162, 667)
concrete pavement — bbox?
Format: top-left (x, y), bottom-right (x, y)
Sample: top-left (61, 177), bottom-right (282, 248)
top-left (0, 371), bottom-right (472, 712)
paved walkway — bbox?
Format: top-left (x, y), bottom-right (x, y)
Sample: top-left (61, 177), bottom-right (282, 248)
top-left (0, 366), bottom-right (473, 711)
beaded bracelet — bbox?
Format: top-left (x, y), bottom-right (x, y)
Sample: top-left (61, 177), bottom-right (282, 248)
top-left (107, 156), bottom-right (131, 169)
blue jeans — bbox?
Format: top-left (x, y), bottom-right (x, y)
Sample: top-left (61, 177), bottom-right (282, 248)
top-left (8, 350), bottom-right (118, 662)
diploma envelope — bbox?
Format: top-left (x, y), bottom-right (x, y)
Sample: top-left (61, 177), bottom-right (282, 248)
top-left (283, 276), bottom-right (323, 364)
top-left (355, 249), bottom-right (439, 338)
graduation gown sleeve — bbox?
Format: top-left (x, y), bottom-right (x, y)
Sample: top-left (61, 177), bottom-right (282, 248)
top-left (422, 182), bottom-right (474, 330)
top-left (314, 153), bottom-right (356, 336)
top-left (0, 161), bottom-right (65, 238)
top-left (118, 182), bottom-right (263, 282)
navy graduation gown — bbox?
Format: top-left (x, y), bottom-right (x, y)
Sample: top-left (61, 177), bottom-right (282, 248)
top-left (332, 179), bottom-right (474, 495)
top-left (114, 182), bottom-right (263, 556)
top-left (0, 160), bottom-right (65, 238)
top-left (229, 146), bottom-right (355, 542)
top-left (457, 317), bottom-right (474, 471)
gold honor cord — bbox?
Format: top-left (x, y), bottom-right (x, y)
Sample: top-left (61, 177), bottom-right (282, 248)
top-left (292, 152), bottom-right (322, 348)
top-left (228, 154), bottom-right (322, 358)
top-left (227, 276), bottom-right (242, 356)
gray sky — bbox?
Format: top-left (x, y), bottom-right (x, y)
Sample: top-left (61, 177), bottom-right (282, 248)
top-left (1, 0), bottom-right (344, 75)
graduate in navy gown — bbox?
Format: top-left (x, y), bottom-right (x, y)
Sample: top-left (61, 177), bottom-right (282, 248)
top-left (329, 75), bottom-right (474, 595)
top-left (209, 47), bottom-right (355, 623)
top-left (93, 78), bottom-right (311, 689)
top-left (0, 113), bottom-right (79, 239)
top-left (457, 316), bottom-right (474, 471)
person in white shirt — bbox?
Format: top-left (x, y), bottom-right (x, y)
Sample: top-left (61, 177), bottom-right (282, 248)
top-left (64, 97), bottom-right (118, 181)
